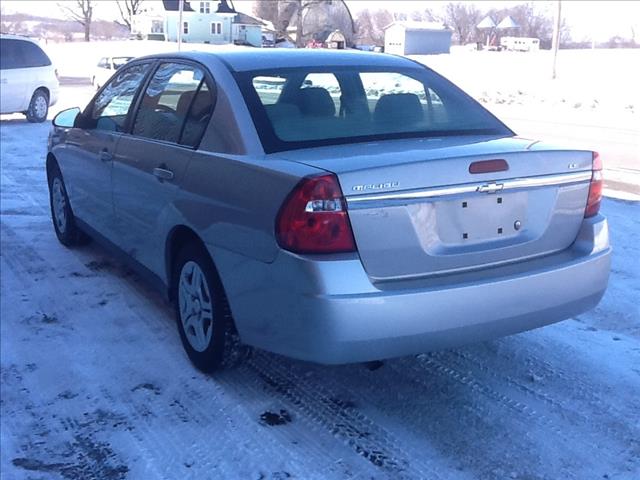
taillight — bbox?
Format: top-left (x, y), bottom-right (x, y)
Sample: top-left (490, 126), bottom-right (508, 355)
top-left (276, 173), bottom-right (356, 254)
top-left (585, 151), bottom-right (603, 218)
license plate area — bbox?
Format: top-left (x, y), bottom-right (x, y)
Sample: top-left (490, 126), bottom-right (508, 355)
top-left (436, 192), bottom-right (528, 244)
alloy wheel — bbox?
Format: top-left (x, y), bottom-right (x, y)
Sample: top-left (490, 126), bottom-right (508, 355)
top-left (178, 261), bottom-right (214, 352)
top-left (51, 177), bottom-right (67, 234)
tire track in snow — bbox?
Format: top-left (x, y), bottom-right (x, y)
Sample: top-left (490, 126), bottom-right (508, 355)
top-left (245, 352), bottom-right (442, 480)
top-left (394, 352), bottom-right (637, 474)
top-left (439, 347), bottom-right (640, 445)
top-left (1, 223), bottom-right (293, 478)
top-left (433, 348), bottom-right (640, 465)
top-left (2, 220), bottom-right (378, 478)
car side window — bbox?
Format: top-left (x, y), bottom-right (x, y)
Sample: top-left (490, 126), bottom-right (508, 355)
top-left (0, 39), bottom-right (50, 69)
top-left (18, 41), bottom-right (52, 68)
top-left (97, 58), bottom-right (108, 68)
top-left (91, 63), bottom-right (150, 132)
top-left (132, 62), bottom-right (214, 147)
top-left (0, 39), bottom-right (20, 69)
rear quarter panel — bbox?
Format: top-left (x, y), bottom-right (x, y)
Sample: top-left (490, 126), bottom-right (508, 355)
top-left (176, 152), bottom-right (316, 265)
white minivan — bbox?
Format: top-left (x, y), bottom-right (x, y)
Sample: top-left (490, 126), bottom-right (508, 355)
top-left (0, 34), bottom-right (59, 122)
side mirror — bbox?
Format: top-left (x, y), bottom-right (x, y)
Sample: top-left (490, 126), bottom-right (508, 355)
top-left (52, 107), bottom-right (80, 128)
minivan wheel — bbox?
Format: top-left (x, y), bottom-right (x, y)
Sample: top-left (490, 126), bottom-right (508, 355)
top-left (26, 89), bottom-right (49, 123)
top-left (173, 244), bottom-right (246, 372)
top-left (48, 166), bottom-right (89, 246)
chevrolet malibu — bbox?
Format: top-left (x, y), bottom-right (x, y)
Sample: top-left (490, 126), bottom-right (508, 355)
top-left (47, 50), bottom-right (611, 372)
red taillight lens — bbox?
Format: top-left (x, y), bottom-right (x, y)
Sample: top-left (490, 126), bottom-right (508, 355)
top-left (276, 174), bottom-right (356, 254)
top-left (585, 152), bottom-right (603, 218)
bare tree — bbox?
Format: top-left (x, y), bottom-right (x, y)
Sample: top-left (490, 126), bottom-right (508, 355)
top-left (254, 0), bottom-right (354, 47)
top-left (443, 2), bottom-right (482, 45)
top-left (58, 0), bottom-right (94, 41)
top-left (409, 8), bottom-right (439, 23)
top-left (253, 0), bottom-right (280, 24)
top-left (355, 8), bottom-right (392, 46)
top-left (115, 0), bottom-right (144, 30)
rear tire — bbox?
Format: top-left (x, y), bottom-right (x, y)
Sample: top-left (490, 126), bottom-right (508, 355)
top-left (48, 165), bottom-right (90, 246)
top-left (173, 243), bottom-right (247, 373)
top-left (26, 89), bottom-right (49, 123)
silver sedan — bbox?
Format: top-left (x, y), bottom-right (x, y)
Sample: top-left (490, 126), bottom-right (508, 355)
top-left (47, 49), bottom-right (611, 372)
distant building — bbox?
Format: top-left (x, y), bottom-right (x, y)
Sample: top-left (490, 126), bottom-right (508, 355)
top-left (325, 30), bottom-right (346, 49)
top-left (131, 0), bottom-right (265, 47)
top-left (384, 21), bottom-right (452, 55)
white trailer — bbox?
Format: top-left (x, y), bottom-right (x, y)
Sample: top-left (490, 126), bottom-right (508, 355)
top-left (500, 36), bottom-right (540, 52)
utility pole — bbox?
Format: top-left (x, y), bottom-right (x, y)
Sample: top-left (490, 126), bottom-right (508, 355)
top-left (178, 0), bottom-right (184, 51)
top-left (551, 0), bottom-right (561, 79)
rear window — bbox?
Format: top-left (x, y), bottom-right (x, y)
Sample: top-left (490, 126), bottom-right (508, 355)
top-left (236, 66), bottom-right (511, 153)
top-left (0, 38), bottom-right (51, 69)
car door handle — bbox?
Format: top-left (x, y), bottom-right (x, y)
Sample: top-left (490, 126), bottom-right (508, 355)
top-left (99, 150), bottom-right (113, 162)
top-left (153, 167), bottom-right (174, 181)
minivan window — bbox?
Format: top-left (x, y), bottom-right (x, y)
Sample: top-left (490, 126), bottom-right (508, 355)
top-left (0, 39), bottom-right (21, 69)
top-left (18, 40), bottom-right (52, 67)
top-left (91, 63), bottom-right (150, 132)
top-left (236, 66), bottom-right (512, 153)
top-left (0, 38), bottom-right (51, 69)
top-left (132, 62), bottom-right (214, 147)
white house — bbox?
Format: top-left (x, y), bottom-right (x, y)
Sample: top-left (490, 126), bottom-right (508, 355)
top-left (131, 0), bottom-right (265, 47)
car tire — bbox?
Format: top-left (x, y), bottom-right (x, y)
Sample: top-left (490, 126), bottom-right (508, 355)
top-left (26, 89), bottom-right (49, 123)
top-left (48, 165), bottom-right (90, 246)
top-left (173, 243), bottom-right (248, 373)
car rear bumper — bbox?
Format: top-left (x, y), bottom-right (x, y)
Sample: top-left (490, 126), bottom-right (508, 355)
top-left (214, 215), bottom-right (611, 364)
top-left (48, 85), bottom-right (59, 107)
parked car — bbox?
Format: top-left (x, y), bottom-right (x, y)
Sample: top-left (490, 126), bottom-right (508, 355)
top-left (47, 50), bottom-right (611, 372)
top-left (91, 56), bottom-right (133, 90)
top-left (0, 34), bottom-right (59, 122)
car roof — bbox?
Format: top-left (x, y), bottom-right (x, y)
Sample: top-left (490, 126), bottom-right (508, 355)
top-left (133, 48), bottom-right (423, 72)
top-left (0, 33), bottom-right (40, 44)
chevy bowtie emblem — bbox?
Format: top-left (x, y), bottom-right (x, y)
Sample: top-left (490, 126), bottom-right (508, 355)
top-left (477, 182), bottom-right (504, 194)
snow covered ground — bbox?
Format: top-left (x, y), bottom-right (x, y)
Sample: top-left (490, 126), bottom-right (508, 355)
top-left (1, 82), bottom-right (639, 479)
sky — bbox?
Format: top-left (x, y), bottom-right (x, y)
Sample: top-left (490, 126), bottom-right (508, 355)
top-left (2, 0), bottom-right (639, 42)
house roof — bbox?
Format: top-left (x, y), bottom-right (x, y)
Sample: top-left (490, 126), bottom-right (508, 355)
top-left (383, 21), bottom-right (450, 32)
top-left (233, 12), bottom-right (265, 26)
top-left (161, 0), bottom-right (195, 12)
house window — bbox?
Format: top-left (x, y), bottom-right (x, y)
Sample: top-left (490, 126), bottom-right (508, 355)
top-left (183, 21), bottom-right (189, 35)
top-left (200, 2), bottom-right (210, 14)
top-left (211, 22), bottom-right (222, 35)
top-left (151, 20), bottom-right (164, 33)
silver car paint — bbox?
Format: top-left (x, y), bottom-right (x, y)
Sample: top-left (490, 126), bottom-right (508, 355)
top-left (50, 50), bottom-right (611, 364)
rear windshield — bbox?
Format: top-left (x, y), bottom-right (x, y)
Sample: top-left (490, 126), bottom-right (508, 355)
top-left (235, 66), bottom-right (512, 153)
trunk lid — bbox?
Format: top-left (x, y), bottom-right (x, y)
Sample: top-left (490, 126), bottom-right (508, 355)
top-left (276, 136), bottom-right (594, 282)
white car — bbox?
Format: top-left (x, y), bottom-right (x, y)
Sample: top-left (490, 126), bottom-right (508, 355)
top-left (0, 34), bottom-right (59, 122)
top-left (91, 56), bottom-right (133, 90)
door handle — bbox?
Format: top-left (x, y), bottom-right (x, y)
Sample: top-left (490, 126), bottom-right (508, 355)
top-left (153, 167), bottom-right (174, 182)
top-left (99, 150), bottom-right (113, 162)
